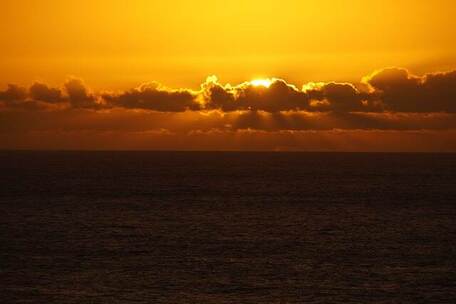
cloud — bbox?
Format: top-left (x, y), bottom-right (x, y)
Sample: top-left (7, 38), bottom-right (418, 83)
top-left (29, 83), bottom-right (65, 103)
top-left (202, 77), bottom-right (310, 112)
top-left (0, 84), bottom-right (28, 103)
top-left (1, 78), bottom-right (101, 110)
top-left (2, 67), bottom-right (456, 150)
top-left (1, 108), bottom-right (455, 135)
top-left (1, 67), bottom-right (456, 116)
top-left (2, 126), bottom-right (455, 152)
top-left (364, 68), bottom-right (456, 113)
top-left (1, 107), bottom-right (456, 151)
top-left (0, 84), bottom-right (48, 110)
top-left (64, 78), bottom-right (102, 109)
top-left (227, 111), bottom-right (456, 131)
top-left (102, 82), bottom-right (201, 112)
top-left (198, 67), bottom-right (456, 115)
top-left (305, 82), bottom-right (370, 112)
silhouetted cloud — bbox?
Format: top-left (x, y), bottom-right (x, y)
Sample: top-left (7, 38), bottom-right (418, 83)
top-left (1, 67), bottom-right (456, 117)
top-left (64, 78), bottom-right (102, 109)
top-left (0, 84), bottom-right (49, 110)
top-left (1, 78), bottom-right (105, 110)
top-left (1, 109), bottom-right (455, 135)
top-left (2, 68), bottom-right (456, 150)
top-left (0, 84), bottom-right (28, 103)
top-left (29, 83), bottom-right (65, 104)
top-left (364, 68), bottom-right (456, 113)
top-left (227, 111), bottom-right (456, 131)
top-left (202, 77), bottom-right (309, 112)
top-left (305, 82), bottom-right (370, 112)
top-left (102, 82), bottom-right (201, 112)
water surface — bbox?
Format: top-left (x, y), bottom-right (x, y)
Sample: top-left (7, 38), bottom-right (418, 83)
top-left (1, 152), bottom-right (456, 303)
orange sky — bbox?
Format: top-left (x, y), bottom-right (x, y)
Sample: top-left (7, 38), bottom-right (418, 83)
top-left (1, 0), bottom-right (456, 151)
top-left (2, 0), bottom-right (456, 88)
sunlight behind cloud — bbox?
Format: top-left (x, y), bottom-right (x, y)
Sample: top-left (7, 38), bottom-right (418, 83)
top-left (250, 79), bottom-right (273, 88)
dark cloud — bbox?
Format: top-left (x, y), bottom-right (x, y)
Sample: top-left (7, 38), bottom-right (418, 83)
top-left (0, 84), bottom-right (28, 103)
top-left (365, 68), bottom-right (456, 113)
top-left (0, 84), bottom-right (48, 110)
top-left (237, 80), bottom-right (309, 112)
top-left (64, 78), bottom-right (101, 109)
top-left (1, 79), bottom-right (102, 110)
top-left (228, 111), bottom-right (456, 131)
top-left (103, 82), bottom-right (201, 112)
top-left (1, 69), bottom-right (455, 151)
top-left (29, 83), bottom-right (64, 103)
top-left (203, 78), bottom-right (309, 112)
top-left (1, 67), bottom-right (456, 115)
top-left (201, 78), bottom-right (238, 112)
top-left (305, 82), bottom-right (369, 112)
top-left (2, 109), bottom-right (455, 135)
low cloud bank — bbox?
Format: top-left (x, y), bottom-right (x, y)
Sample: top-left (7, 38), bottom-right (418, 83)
top-left (1, 68), bottom-right (456, 114)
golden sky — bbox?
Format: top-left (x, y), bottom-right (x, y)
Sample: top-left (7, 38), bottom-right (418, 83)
top-left (1, 0), bottom-right (456, 151)
top-left (2, 0), bottom-right (456, 88)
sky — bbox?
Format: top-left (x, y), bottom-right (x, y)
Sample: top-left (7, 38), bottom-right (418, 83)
top-left (1, 0), bottom-right (456, 151)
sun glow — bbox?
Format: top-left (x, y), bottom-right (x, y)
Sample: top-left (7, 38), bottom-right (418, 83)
top-left (250, 79), bottom-right (273, 88)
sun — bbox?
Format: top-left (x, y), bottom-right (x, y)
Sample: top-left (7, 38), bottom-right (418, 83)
top-left (250, 79), bottom-right (273, 88)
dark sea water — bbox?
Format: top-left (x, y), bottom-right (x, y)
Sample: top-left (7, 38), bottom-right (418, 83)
top-left (1, 151), bottom-right (456, 303)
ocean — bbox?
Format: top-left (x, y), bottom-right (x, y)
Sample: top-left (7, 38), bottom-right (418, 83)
top-left (1, 151), bottom-right (456, 303)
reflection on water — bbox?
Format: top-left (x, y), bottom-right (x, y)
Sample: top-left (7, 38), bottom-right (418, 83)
top-left (1, 152), bottom-right (456, 303)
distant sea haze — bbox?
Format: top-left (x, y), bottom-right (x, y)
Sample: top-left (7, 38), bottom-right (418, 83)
top-left (1, 151), bottom-right (456, 303)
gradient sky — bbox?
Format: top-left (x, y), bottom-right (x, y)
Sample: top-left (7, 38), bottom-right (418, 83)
top-left (1, 0), bottom-right (456, 151)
